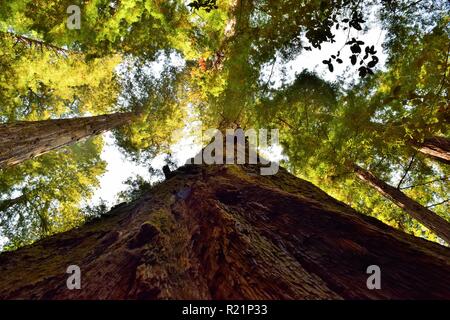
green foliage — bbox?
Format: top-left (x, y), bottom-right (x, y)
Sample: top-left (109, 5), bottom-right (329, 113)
top-left (117, 175), bottom-right (153, 203)
top-left (249, 2), bottom-right (449, 242)
top-left (0, 33), bottom-right (122, 121)
top-left (113, 55), bottom-right (187, 161)
top-left (0, 137), bottom-right (106, 250)
top-left (82, 199), bottom-right (110, 222)
top-left (188, 0), bottom-right (219, 13)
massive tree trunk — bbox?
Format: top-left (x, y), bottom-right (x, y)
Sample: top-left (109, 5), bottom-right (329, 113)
top-left (0, 162), bottom-right (449, 299)
top-left (353, 164), bottom-right (450, 244)
top-left (0, 112), bottom-right (135, 169)
top-left (410, 136), bottom-right (450, 165)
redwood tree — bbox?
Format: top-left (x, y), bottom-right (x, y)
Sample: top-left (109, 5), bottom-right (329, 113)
top-left (353, 164), bottom-right (450, 244)
top-left (0, 162), bottom-right (449, 299)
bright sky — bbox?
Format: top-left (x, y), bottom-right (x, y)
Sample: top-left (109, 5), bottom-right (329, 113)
top-left (89, 129), bottom-right (201, 206)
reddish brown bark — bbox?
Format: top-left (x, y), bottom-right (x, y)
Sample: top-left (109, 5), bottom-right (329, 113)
top-left (353, 164), bottom-right (450, 244)
top-left (0, 112), bottom-right (135, 169)
top-left (411, 136), bottom-right (450, 165)
top-left (0, 163), bottom-right (449, 299)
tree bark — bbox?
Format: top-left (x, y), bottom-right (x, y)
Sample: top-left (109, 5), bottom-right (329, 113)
top-left (410, 136), bottom-right (450, 165)
top-left (0, 112), bottom-right (135, 169)
top-left (353, 164), bottom-right (450, 244)
top-left (0, 163), bottom-right (449, 299)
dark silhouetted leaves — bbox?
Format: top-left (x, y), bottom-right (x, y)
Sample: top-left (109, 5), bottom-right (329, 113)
top-left (358, 66), bottom-right (367, 77)
top-left (351, 43), bottom-right (361, 53)
top-left (322, 59), bottom-right (334, 72)
top-left (358, 66), bottom-right (374, 77)
top-left (188, 0), bottom-right (218, 12)
top-left (349, 11), bottom-right (365, 31)
top-left (367, 56), bottom-right (379, 68)
top-left (303, 6), bottom-right (378, 78)
top-left (365, 45), bottom-right (377, 55)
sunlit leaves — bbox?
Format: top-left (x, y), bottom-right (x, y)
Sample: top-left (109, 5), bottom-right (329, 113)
top-left (0, 137), bottom-right (106, 250)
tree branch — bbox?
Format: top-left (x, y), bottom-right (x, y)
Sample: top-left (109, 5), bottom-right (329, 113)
top-left (276, 117), bottom-right (296, 131)
top-left (426, 199), bottom-right (449, 209)
top-left (396, 154), bottom-right (416, 189)
top-left (400, 176), bottom-right (448, 190)
top-left (2, 31), bottom-right (77, 56)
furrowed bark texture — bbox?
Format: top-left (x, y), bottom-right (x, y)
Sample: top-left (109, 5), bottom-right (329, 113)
top-left (411, 136), bottom-right (450, 165)
top-left (353, 164), bottom-right (450, 244)
top-left (0, 164), bottom-right (449, 299)
top-left (0, 112), bottom-right (134, 168)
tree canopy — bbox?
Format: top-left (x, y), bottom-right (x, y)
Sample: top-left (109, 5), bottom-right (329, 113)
top-left (0, 0), bottom-right (448, 250)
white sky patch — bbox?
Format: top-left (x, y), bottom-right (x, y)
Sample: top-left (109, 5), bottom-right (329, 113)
top-left (259, 143), bottom-right (287, 163)
top-left (88, 132), bottom-right (152, 206)
top-left (90, 109), bottom-right (203, 207)
top-left (88, 133), bottom-right (192, 207)
top-left (116, 51), bottom-right (186, 80)
top-left (0, 236), bottom-right (7, 249)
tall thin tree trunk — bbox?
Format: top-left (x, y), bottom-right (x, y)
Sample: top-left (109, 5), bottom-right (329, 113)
top-left (0, 163), bottom-right (449, 299)
top-left (410, 136), bottom-right (450, 165)
top-left (0, 112), bottom-right (135, 169)
top-left (353, 164), bottom-right (450, 244)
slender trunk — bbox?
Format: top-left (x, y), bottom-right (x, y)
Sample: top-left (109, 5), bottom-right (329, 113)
top-left (353, 164), bottom-right (450, 244)
top-left (0, 163), bottom-right (449, 299)
top-left (0, 112), bottom-right (135, 169)
top-left (410, 136), bottom-right (450, 165)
